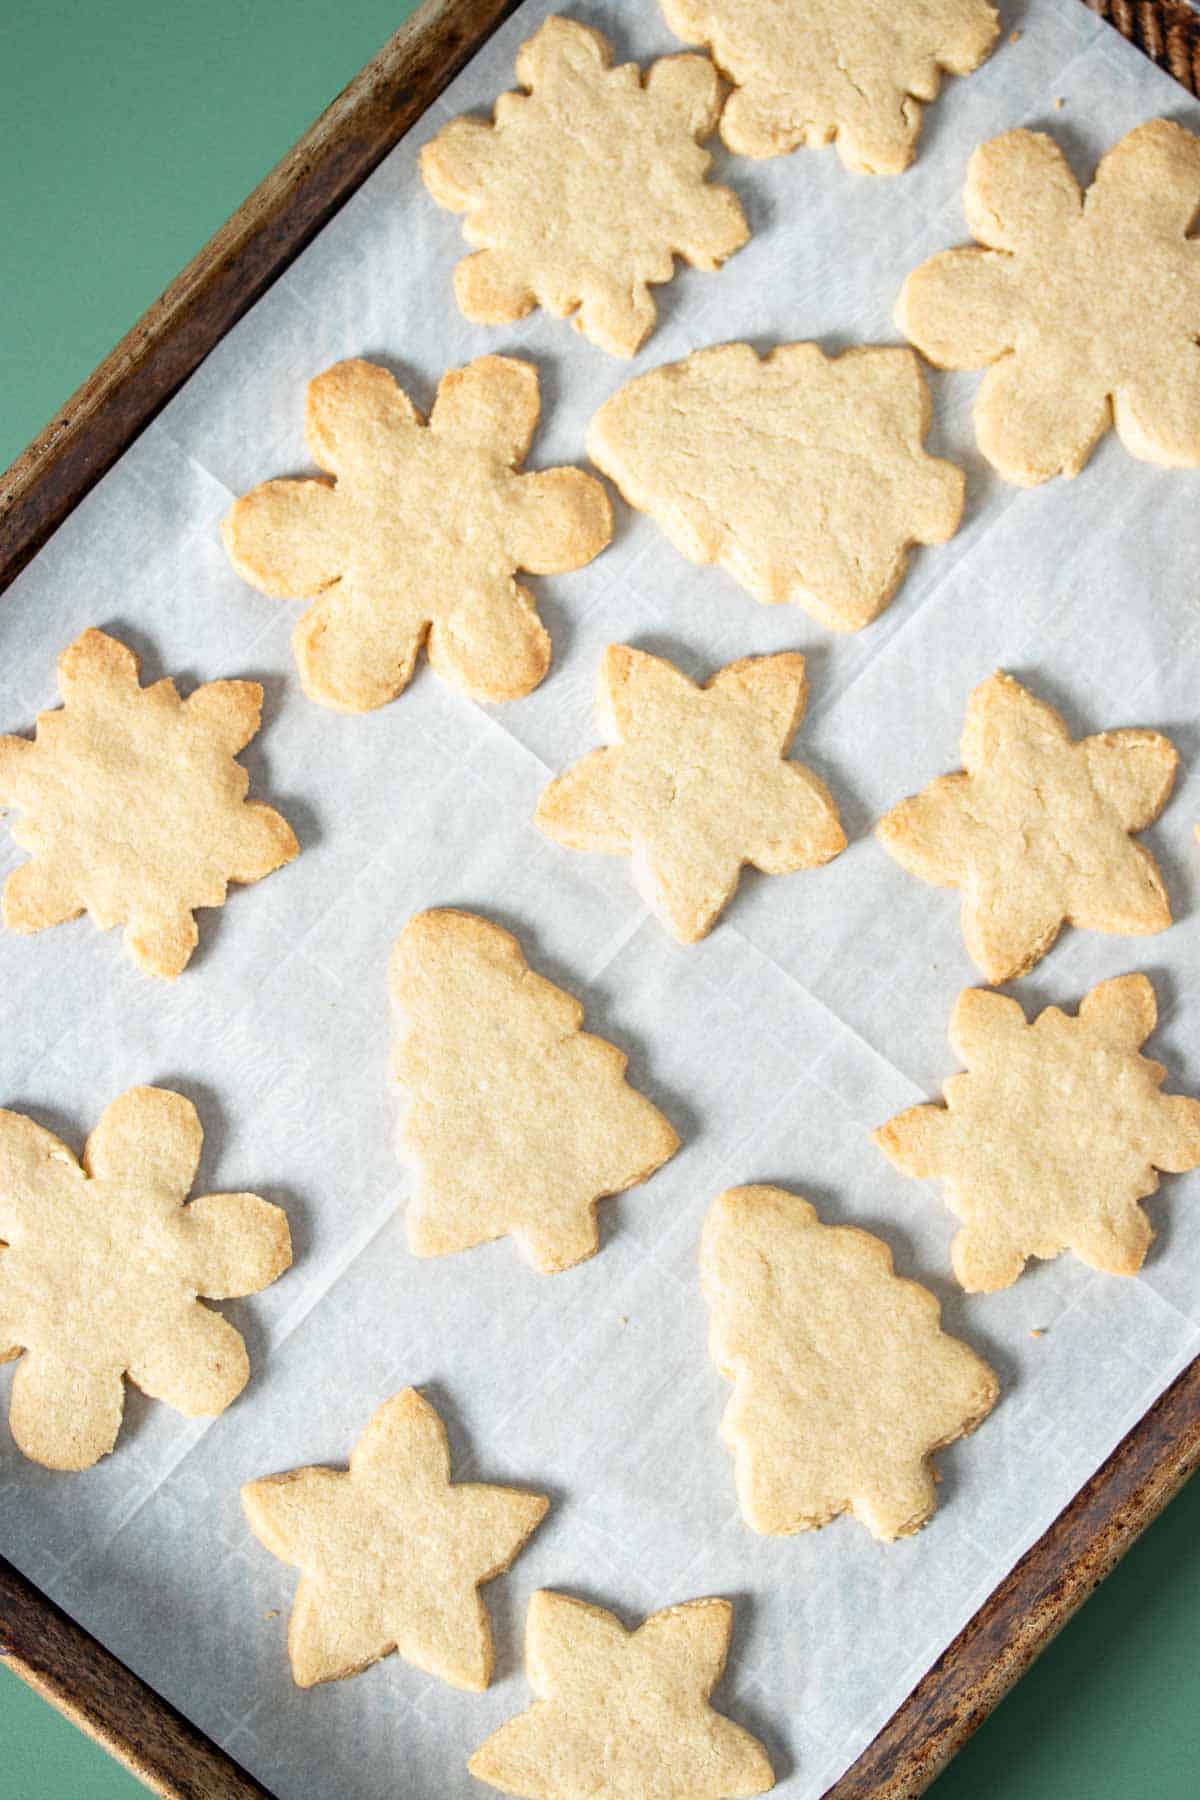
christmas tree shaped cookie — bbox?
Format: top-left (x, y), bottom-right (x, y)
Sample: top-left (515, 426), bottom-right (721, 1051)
top-left (421, 16), bottom-right (749, 357)
top-left (470, 1590), bottom-right (774, 1798)
top-left (898, 120), bottom-right (1200, 483)
top-left (875, 977), bottom-right (1200, 1292)
top-left (223, 356), bottom-right (611, 712)
top-left (661, 0), bottom-right (999, 173)
top-left (877, 671), bottom-right (1178, 983)
top-left (242, 1389), bottom-right (548, 1690)
top-left (535, 647), bottom-right (845, 942)
top-left (702, 1185), bottom-right (998, 1540)
top-left (0, 1086), bottom-right (291, 1470)
top-left (0, 628), bottom-right (297, 978)
top-left (587, 342), bottom-right (964, 631)
top-left (389, 910), bottom-right (679, 1272)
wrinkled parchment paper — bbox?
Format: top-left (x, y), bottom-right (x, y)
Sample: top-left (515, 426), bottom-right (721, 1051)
top-left (3, 3), bottom-right (1200, 1793)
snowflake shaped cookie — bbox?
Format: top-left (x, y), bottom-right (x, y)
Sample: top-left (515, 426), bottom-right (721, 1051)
top-left (877, 671), bottom-right (1178, 983)
top-left (390, 909), bottom-right (678, 1273)
top-left (223, 357), bottom-right (612, 711)
top-left (0, 628), bottom-right (297, 978)
top-left (421, 16), bottom-right (749, 356)
top-left (875, 977), bottom-right (1200, 1291)
top-left (661, 0), bottom-right (999, 173)
top-left (0, 1086), bottom-right (291, 1470)
top-left (702, 1185), bottom-right (997, 1541)
top-left (587, 342), bottom-right (964, 631)
top-left (243, 1389), bottom-right (548, 1691)
top-left (898, 120), bottom-right (1200, 482)
top-left (536, 647), bottom-right (845, 942)
top-left (471, 1591), bottom-right (774, 1798)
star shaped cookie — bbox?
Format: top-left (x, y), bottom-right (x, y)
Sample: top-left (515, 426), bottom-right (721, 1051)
top-left (0, 628), bottom-right (297, 978)
top-left (874, 976), bottom-right (1200, 1291)
top-left (877, 671), bottom-right (1178, 983)
top-left (535, 647), bottom-right (845, 942)
top-left (662, 0), bottom-right (1000, 173)
top-left (421, 16), bottom-right (749, 356)
top-left (390, 909), bottom-right (679, 1273)
top-left (702, 1185), bottom-right (998, 1541)
top-left (587, 342), bottom-right (964, 631)
top-left (242, 1389), bottom-right (548, 1690)
top-left (470, 1590), bottom-right (774, 1798)
top-left (0, 1086), bottom-right (291, 1470)
top-left (898, 120), bottom-right (1200, 482)
top-left (222, 356), bottom-right (612, 711)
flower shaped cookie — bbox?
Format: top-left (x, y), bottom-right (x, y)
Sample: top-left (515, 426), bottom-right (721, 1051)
top-left (223, 357), bottom-right (612, 711)
top-left (898, 120), bottom-right (1200, 482)
top-left (661, 0), bottom-right (999, 173)
top-left (421, 16), bottom-right (749, 356)
top-left (0, 628), bottom-right (297, 978)
top-left (875, 977), bottom-right (1200, 1291)
top-left (0, 1086), bottom-right (291, 1470)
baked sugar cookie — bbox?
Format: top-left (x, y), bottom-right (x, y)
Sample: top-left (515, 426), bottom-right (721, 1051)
top-left (0, 628), bottom-right (297, 979)
top-left (877, 671), bottom-right (1177, 983)
top-left (421, 16), bottom-right (748, 357)
top-left (898, 120), bottom-right (1200, 482)
top-left (223, 357), bottom-right (611, 711)
top-left (875, 976), bottom-right (1200, 1292)
top-left (470, 1590), bottom-right (774, 1798)
top-left (661, 0), bottom-right (999, 173)
top-left (535, 647), bottom-right (845, 941)
top-left (242, 1389), bottom-right (547, 1690)
top-left (0, 1086), bottom-right (291, 1470)
top-left (702, 1185), bottom-right (997, 1541)
top-left (587, 342), bottom-right (964, 631)
top-left (389, 909), bottom-right (679, 1272)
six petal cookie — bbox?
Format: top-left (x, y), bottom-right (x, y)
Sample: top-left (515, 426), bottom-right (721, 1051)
top-left (535, 647), bottom-right (845, 941)
top-left (661, 0), bottom-right (999, 173)
top-left (0, 628), bottom-right (297, 979)
top-left (897, 120), bottom-right (1200, 483)
top-left (222, 356), bottom-right (612, 711)
top-left (389, 909), bottom-right (679, 1273)
top-left (0, 1086), bottom-right (291, 1470)
top-left (420, 16), bottom-right (749, 357)
top-left (470, 1590), bottom-right (775, 1798)
top-left (874, 976), bottom-right (1200, 1292)
top-left (877, 671), bottom-right (1178, 983)
top-left (587, 342), bottom-right (965, 630)
top-left (242, 1388), bottom-right (548, 1690)
top-left (702, 1185), bottom-right (998, 1541)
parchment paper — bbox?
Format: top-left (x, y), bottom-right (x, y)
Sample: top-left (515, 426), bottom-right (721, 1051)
top-left (3, 3), bottom-right (1200, 1793)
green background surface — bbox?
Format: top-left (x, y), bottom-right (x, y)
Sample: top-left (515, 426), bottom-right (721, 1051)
top-left (2, 3), bottom-right (1199, 1796)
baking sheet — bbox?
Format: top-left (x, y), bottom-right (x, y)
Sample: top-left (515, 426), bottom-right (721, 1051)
top-left (3, 2), bottom-right (1200, 1793)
